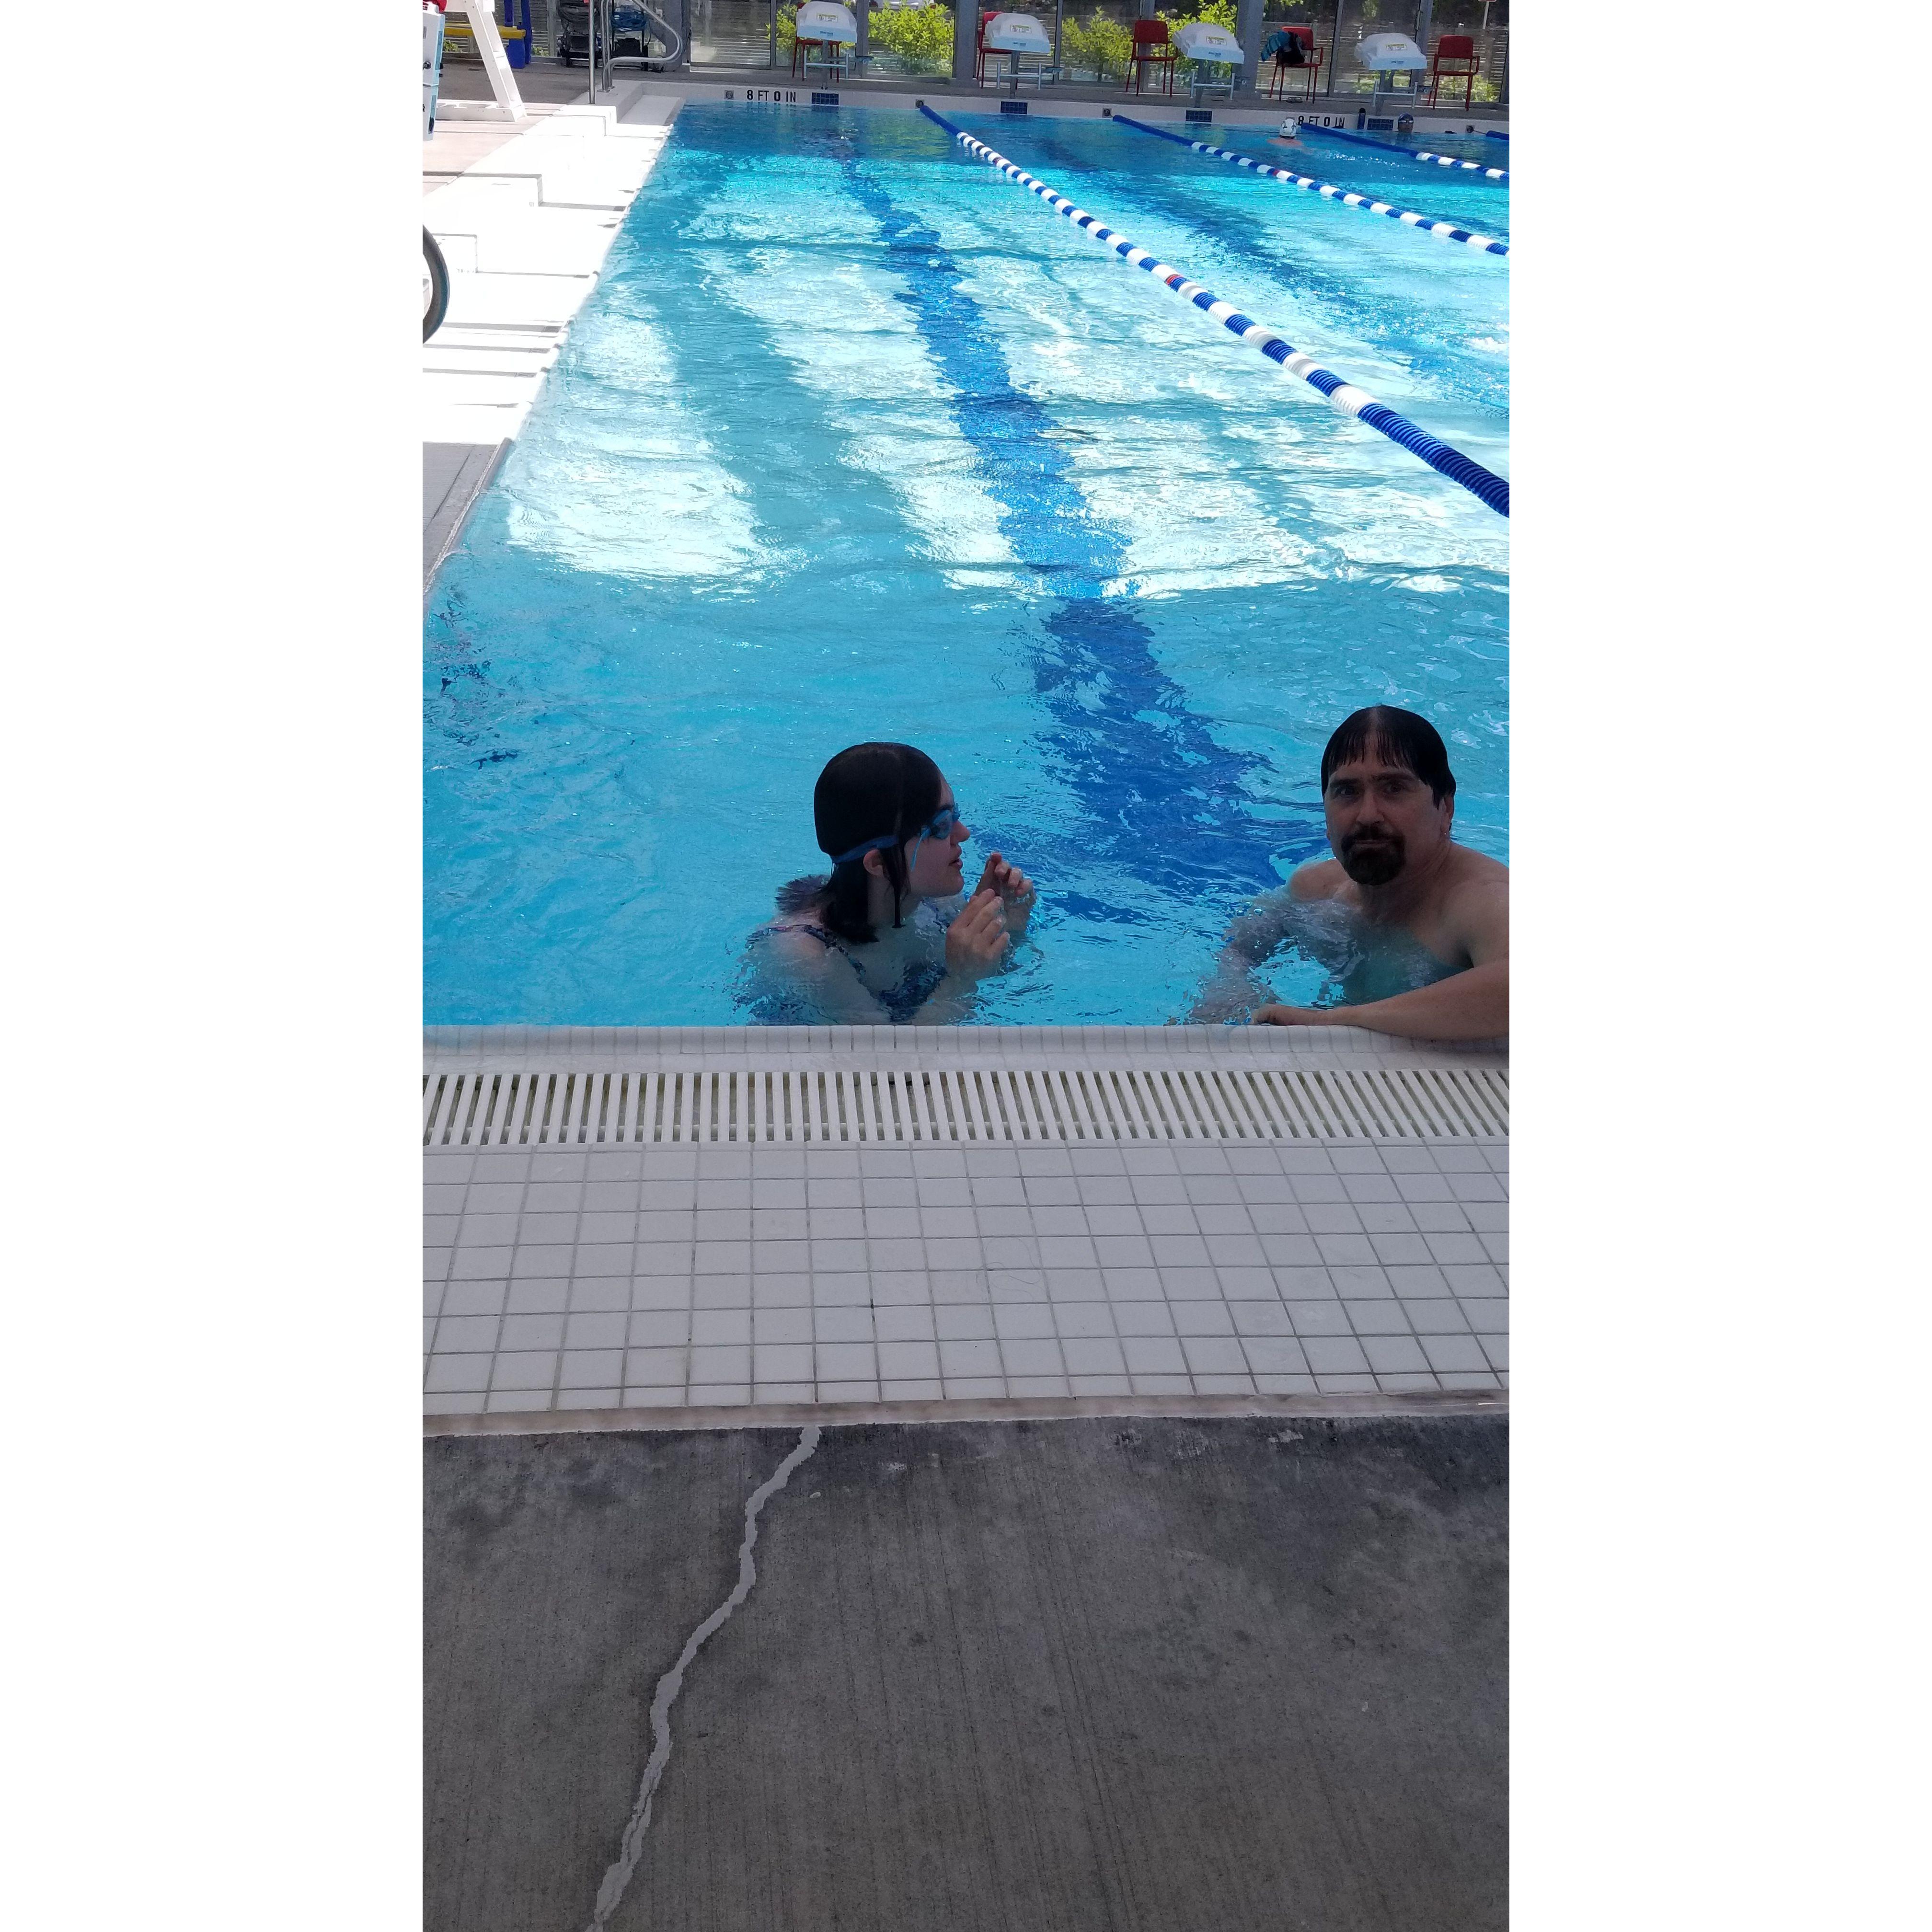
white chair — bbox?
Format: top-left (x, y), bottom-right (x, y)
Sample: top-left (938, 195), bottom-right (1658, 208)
top-left (1356, 30), bottom-right (1428, 114)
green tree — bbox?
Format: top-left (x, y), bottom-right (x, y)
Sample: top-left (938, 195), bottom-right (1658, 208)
top-left (781, 2), bottom-right (957, 74)
top-left (1059, 8), bottom-right (1132, 81)
top-left (1157, 0), bottom-right (1238, 28)
top-left (868, 1), bottom-right (956, 74)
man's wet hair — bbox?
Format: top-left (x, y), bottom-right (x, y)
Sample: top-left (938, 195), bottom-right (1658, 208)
top-left (1320, 706), bottom-right (1457, 805)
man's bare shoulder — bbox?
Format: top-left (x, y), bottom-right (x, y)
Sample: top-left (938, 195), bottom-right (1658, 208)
top-left (1288, 859), bottom-right (1347, 902)
top-left (1446, 843), bottom-right (1509, 898)
top-left (1444, 844), bottom-right (1508, 955)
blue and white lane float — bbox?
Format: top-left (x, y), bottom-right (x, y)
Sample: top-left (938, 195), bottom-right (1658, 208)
top-left (915, 105), bottom-right (1508, 518)
top-left (1114, 112), bottom-right (1506, 256)
top-left (1306, 122), bottom-right (1509, 181)
top-left (1414, 146), bottom-right (1508, 178)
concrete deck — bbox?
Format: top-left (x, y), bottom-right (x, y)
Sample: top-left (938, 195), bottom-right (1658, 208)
top-left (425, 1411), bottom-right (1507, 1932)
top-left (423, 441), bottom-right (506, 584)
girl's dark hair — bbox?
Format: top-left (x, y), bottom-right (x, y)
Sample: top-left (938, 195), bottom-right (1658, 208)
top-left (779, 742), bottom-right (943, 945)
top-left (1319, 706), bottom-right (1457, 805)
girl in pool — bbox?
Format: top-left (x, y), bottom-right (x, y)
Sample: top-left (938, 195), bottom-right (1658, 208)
top-left (746, 742), bottom-right (1035, 1024)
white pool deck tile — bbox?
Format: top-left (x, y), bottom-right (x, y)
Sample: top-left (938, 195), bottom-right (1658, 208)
top-left (424, 1026), bottom-right (1507, 1421)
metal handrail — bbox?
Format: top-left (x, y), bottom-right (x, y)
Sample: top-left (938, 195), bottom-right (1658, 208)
top-left (422, 228), bottom-right (451, 344)
top-left (592, 0), bottom-right (682, 89)
top-left (606, 19), bottom-right (683, 68)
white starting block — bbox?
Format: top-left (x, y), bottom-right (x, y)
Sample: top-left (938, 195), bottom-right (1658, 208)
top-left (1172, 20), bottom-right (1242, 102)
top-left (1357, 30), bottom-right (1427, 112)
top-left (795, 0), bottom-right (858, 79)
top-left (794, 2), bottom-right (858, 43)
top-left (982, 12), bottom-right (1057, 92)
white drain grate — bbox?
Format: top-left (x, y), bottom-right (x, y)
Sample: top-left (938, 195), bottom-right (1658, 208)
top-left (422, 1062), bottom-right (1507, 1147)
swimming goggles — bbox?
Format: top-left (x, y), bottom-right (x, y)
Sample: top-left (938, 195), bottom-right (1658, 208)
top-left (829, 805), bottom-right (962, 868)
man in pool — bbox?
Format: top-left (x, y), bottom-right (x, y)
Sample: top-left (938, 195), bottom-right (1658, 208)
top-left (1191, 706), bottom-right (1507, 1040)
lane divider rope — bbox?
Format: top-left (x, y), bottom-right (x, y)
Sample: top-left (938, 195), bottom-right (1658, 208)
top-left (915, 105), bottom-right (1508, 518)
top-left (1304, 122), bottom-right (1509, 180)
top-left (1114, 112), bottom-right (1506, 255)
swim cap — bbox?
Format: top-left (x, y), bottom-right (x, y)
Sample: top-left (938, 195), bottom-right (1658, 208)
top-left (813, 742), bottom-right (943, 866)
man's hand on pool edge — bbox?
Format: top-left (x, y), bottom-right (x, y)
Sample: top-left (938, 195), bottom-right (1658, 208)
top-left (1253, 958), bottom-right (1509, 1043)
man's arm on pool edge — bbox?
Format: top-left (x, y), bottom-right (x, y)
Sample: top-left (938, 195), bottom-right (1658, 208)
top-left (1253, 869), bottom-right (1508, 1041)
top-left (1185, 886), bottom-right (1300, 1023)
top-left (1253, 957), bottom-right (1507, 1041)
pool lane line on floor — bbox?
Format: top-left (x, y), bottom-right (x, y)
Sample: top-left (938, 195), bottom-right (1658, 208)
top-left (918, 107), bottom-right (1510, 519)
top-left (1113, 114), bottom-right (1508, 256)
top-left (1306, 123), bottom-right (1511, 181)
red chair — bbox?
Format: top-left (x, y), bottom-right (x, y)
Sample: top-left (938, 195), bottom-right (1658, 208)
top-left (1125, 18), bottom-right (1178, 95)
top-left (1427, 33), bottom-right (1480, 109)
top-left (1264, 24), bottom-right (1323, 103)
top-left (973, 10), bottom-right (1019, 84)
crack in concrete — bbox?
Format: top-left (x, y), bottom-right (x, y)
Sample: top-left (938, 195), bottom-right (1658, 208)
top-left (582, 1425), bottom-right (822, 1932)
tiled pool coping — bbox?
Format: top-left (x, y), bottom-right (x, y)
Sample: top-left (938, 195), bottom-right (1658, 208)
top-left (425, 1025), bottom-right (1508, 1423)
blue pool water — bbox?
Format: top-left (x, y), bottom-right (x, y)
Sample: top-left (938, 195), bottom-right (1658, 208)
top-left (1303, 127), bottom-right (1509, 172)
top-left (424, 104), bottom-right (1507, 1026)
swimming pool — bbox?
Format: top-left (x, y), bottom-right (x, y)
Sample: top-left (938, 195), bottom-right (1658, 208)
top-left (424, 104), bottom-right (1507, 1026)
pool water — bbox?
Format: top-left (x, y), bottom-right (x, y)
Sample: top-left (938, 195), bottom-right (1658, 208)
top-left (424, 104), bottom-right (1507, 1026)
top-left (1310, 128), bottom-right (1508, 171)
